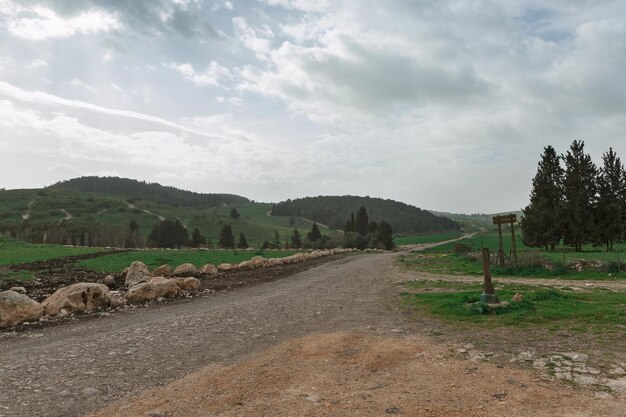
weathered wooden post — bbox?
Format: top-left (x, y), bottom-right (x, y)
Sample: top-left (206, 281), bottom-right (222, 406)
top-left (480, 248), bottom-right (499, 304)
top-left (510, 221), bottom-right (518, 268)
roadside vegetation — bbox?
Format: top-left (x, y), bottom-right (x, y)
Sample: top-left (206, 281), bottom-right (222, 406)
top-left (394, 231), bottom-right (463, 246)
top-left (401, 280), bottom-right (626, 332)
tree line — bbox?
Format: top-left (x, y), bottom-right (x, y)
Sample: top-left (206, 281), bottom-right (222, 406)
top-left (522, 140), bottom-right (626, 252)
top-left (271, 195), bottom-right (459, 234)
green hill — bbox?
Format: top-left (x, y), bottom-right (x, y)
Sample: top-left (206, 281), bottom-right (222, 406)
top-left (0, 177), bottom-right (339, 248)
top-left (428, 210), bottom-right (523, 232)
top-left (271, 196), bottom-right (460, 234)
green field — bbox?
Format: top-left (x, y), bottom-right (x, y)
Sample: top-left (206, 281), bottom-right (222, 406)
top-left (80, 249), bottom-right (300, 273)
top-left (0, 237), bottom-right (108, 266)
top-left (399, 231), bottom-right (626, 280)
top-left (401, 280), bottom-right (626, 331)
top-left (393, 231), bottom-right (463, 246)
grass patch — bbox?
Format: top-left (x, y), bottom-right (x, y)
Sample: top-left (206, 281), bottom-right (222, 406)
top-left (0, 268), bottom-right (34, 283)
top-left (402, 280), bottom-right (626, 330)
top-left (80, 249), bottom-right (300, 273)
top-left (0, 237), bottom-right (108, 266)
top-left (394, 231), bottom-right (463, 246)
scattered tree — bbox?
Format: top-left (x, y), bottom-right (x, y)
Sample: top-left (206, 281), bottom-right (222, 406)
top-left (237, 232), bottom-right (248, 249)
top-left (218, 224), bottom-right (235, 248)
top-left (355, 206), bottom-right (369, 236)
top-left (291, 228), bottom-right (302, 248)
top-left (191, 227), bottom-right (206, 248)
top-left (307, 222), bottom-right (322, 242)
top-left (229, 208), bottom-right (240, 219)
top-left (596, 148), bottom-right (626, 251)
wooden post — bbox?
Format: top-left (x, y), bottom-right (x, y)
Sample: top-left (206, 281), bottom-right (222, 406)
top-left (480, 248), bottom-right (498, 304)
top-left (510, 222), bottom-right (518, 268)
top-left (497, 223), bottom-right (504, 267)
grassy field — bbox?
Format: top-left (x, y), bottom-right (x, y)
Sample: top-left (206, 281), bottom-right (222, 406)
top-left (394, 231), bottom-right (463, 246)
top-left (399, 231), bottom-right (626, 280)
top-left (401, 280), bottom-right (626, 332)
top-left (0, 237), bottom-right (108, 266)
top-left (80, 249), bottom-right (300, 273)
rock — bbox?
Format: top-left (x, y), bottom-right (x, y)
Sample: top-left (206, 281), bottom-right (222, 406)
top-left (172, 263), bottom-right (198, 277)
top-left (9, 286), bottom-right (26, 294)
top-left (268, 257), bottom-right (283, 266)
top-left (102, 275), bottom-right (115, 286)
top-left (199, 263), bottom-right (218, 276)
top-left (236, 260), bottom-right (254, 270)
top-left (125, 261), bottom-right (151, 287)
top-left (218, 263), bottom-right (234, 272)
top-left (82, 387), bottom-right (99, 396)
top-left (250, 256), bottom-right (270, 268)
top-left (125, 277), bottom-right (179, 302)
top-left (0, 290), bottom-right (44, 328)
top-left (152, 264), bottom-right (172, 277)
top-left (41, 283), bottom-right (112, 316)
top-left (109, 291), bottom-right (127, 307)
top-left (170, 277), bottom-right (201, 291)
top-left (511, 293), bottom-right (523, 302)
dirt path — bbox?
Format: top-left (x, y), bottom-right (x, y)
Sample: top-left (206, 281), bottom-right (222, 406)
top-left (2, 250), bottom-right (626, 416)
top-left (58, 209), bottom-right (73, 222)
top-left (21, 200), bottom-right (35, 220)
top-left (123, 200), bottom-right (165, 221)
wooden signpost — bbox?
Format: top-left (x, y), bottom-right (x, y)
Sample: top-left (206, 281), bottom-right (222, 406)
top-left (492, 214), bottom-right (518, 268)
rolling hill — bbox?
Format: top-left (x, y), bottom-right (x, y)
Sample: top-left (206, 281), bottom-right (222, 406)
top-left (0, 176), bottom-right (461, 248)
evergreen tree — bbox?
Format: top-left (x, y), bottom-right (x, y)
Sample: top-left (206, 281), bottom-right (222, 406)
top-left (218, 224), bottom-right (235, 248)
top-left (562, 140), bottom-right (598, 251)
top-left (273, 230), bottom-right (281, 247)
top-left (596, 148), bottom-right (626, 251)
top-left (229, 208), bottom-right (240, 219)
top-left (237, 232), bottom-right (248, 249)
top-left (307, 222), bottom-right (322, 241)
top-left (355, 206), bottom-right (369, 236)
top-left (148, 219), bottom-right (189, 248)
top-left (521, 146), bottom-right (564, 250)
top-left (126, 218), bottom-right (140, 248)
top-left (191, 227), bottom-right (206, 248)
top-left (376, 221), bottom-right (394, 250)
top-left (291, 228), bottom-right (302, 248)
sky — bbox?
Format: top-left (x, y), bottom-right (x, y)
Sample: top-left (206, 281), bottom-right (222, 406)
top-left (1, 0), bottom-right (625, 214)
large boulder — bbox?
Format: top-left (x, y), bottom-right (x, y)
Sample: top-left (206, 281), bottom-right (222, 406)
top-left (125, 261), bottom-right (151, 287)
top-left (125, 277), bottom-right (179, 302)
top-left (250, 256), bottom-right (270, 268)
top-left (200, 263), bottom-right (218, 276)
top-left (268, 257), bottom-right (284, 266)
top-left (42, 283), bottom-right (112, 316)
top-left (236, 260), bottom-right (253, 270)
top-left (173, 263), bottom-right (198, 277)
top-left (0, 290), bottom-right (44, 328)
top-left (152, 264), bottom-right (172, 277)
top-left (170, 277), bottom-right (202, 291)
top-left (218, 263), bottom-right (234, 272)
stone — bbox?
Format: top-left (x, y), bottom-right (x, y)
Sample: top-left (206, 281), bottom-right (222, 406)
top-left (268, 257), bottom-right (283, 266)
top-left (102, 275), bottom-right (115, 286)
top-left (250, 256), bottom-right (270, 268)
top-left (0, 290), bottom-right (44, 328)
top-left (170, 277), bottom-right (201, 291)
top-left (152, 264), bottom-right (172, 277)
top-left (82, 387), bottom-right (99, 396)
top-left (172, 263), bottom-right (198, 277)
top-left (236, 260), bottom-right (254, 270)
top-left (9, 286), bottom-right (26, 294)
top-left (41, 283), bottom-right (112, 316)
top-left (125, 261), bottom-right (151, 287)
top-left (199, 263), bottom-right (218, 276)
top-left (511, 293), bottom-right (523, 302)
top-left (125, 277), bottom-right (179, 302)
top-left (218, 263), bottom-right (234, 272)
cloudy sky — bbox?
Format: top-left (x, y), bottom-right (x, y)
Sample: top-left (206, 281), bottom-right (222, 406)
top-left (1, 0), bottom-right (625, 213)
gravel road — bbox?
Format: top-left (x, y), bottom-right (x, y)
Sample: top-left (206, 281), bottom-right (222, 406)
top-left (0, 252), bottom-right (407, 417)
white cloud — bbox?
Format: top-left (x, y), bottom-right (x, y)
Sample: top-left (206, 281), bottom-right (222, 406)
top-left (26, 58), bottom-right (48, 69)
top-left (232, 16), bottom-right (272, 55)
top-left (169, 61), bottom-right (232, 87)
top-left (3, 5), bottom-right (120, 41)
top-left (70, 78), bottom-right (97, 93)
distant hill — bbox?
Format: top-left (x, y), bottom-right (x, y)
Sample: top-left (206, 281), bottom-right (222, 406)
top-left (271, 196), bottom-right (460, 234)
top-left (50, 176), bottom-right (249, 209)
top-left (428, 210), bottom-right (523, 232)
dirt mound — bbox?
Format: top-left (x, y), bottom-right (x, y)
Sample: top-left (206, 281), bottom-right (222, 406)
top-left (90, 331), bottom-right (624, 417)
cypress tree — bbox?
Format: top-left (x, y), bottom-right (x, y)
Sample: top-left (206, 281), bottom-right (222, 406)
top-left (291, 228), bottom-right (302, 248)
top-left (218, 224), bottom-right (235, 248)
top-left (596, 148), bottom-right (626, 251)
top-left (307, 222), bottom-right (322, 241)
top-left (376, 221), bottom-right (394, 250)
top-left (562, 140), bottom-right (598, 251)
top-left (521, 146), bottom-right (564, 250)
top-left (355, 206), bottom-right (369, 236)
top-left (237, 232), bottom-right (248, 249)
top-left (191, 227), bottom-right (206, 248)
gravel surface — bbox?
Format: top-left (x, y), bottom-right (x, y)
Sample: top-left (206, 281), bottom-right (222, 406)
top-left (0, 252), bottom-right (407, 417)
